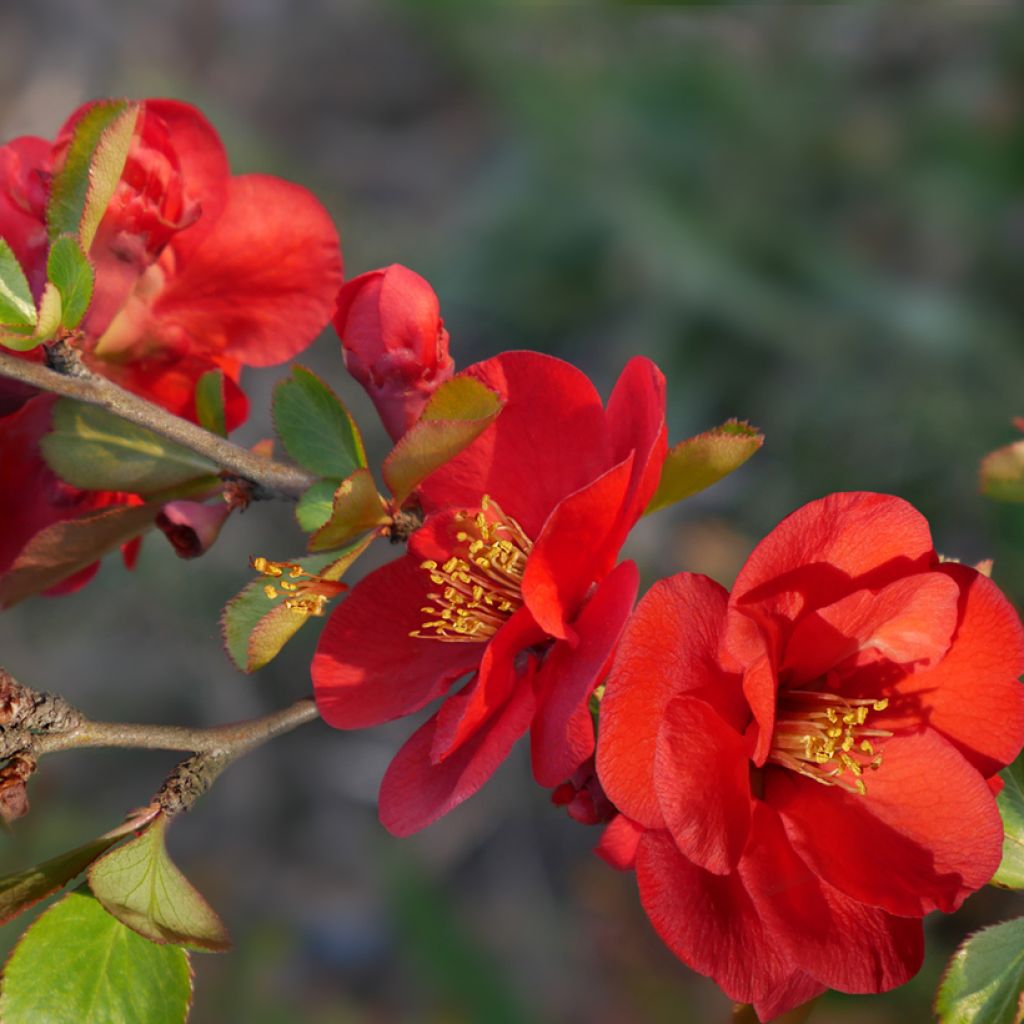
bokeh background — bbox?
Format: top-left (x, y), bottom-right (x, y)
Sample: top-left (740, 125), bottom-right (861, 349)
top-left (1, 3), bottom-right (1023, 1022)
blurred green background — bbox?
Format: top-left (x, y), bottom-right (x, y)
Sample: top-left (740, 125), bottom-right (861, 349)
top-left (1, 3), bottom-right (1023, 1022)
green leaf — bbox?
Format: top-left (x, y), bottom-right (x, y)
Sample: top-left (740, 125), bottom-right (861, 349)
top-left (308, 469), bottom-right (390, 552)
top-left (0, 239), bottom-right (37, 330)
top-left (78, 105), bottom-right (141, 251)
top-left (382, 376), bottom-right (504, 506)
top-left (32, 282), bottom-right (63, 343)
top-left (47, 234), bottom-right (94, 329)
top-left (296, 479), bottom-right (338, 532)
top-left (41, 399), bottom-right (217, 493)
top-left (0, 502), bottom-right (158, 608)
top-left (194, 369), bottom-right (227, 437)
top-left (936, 916), bottom-right (1024, 1024)
top-left (645, 418), bottom-right (764, 515)
top-left (47, 100), bottom-right (134, 241)
top-left (272, 365), bottom-right (366, 478)
top-left (88, 815), bottom-right (230, 952)
top-left (982, 441), bottom-right (1024, 503)
top-left (221, 541), bottom-right (372, 672)
top-left (994, 755), bottom-right (1024, 889)
top-left (0, 806), bottom-right (160, 927)
top-left (0, 888), bottom-right (193, 1024)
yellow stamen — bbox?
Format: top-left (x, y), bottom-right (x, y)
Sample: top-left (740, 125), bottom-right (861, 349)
top-left (250, 555), bottom-right (347, 617)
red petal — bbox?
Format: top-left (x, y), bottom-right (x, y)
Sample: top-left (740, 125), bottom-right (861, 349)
top-left (0, 136), bottom-right (51, 296)
top-left (595, 814), bottom-right (644, 871)
top-left (378, 673), bottom-right (537, 836)
top-left (654, 696), bottom-right (752, 875)
top-left (768, 729), bottom-right (1004, 916)
top-left (782, 572), bottom-right (961, 685)
top-left (885, 564), bottom-right (1024, 777)
top-left (312, 554), bottom-right (481, 729)
top-left (521, 455), bottom-right (634, 639)
top-left (597, 573), bottom-right (736, 830)
top-left (417, 351), bottom-right (609, 538)
top-left (153, 174), bottom-right (342, 367)
top-left (531, 560), bottom-right (639, 787)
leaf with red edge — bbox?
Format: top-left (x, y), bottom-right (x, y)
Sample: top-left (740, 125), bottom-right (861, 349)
top-left (0, 503), bottom-right (158, 608)
top-left (936, 916), bottom-right (1024, 1023)
top-left (46, 235), bottom-right (94, 330)
top-left (0, 240), bottom-right (37, 331)
top-left (308, 470), bottom-right (390, 552)
top-left (383, 376), bottom-right (504, 506)
top-left (78, 104), bottom-right (140, 251)
top-left (88, 814), bottom-right (230, 952)
top-left (982, 441), bottom-right (1024, 503)
top-left (645, 419), bottom-right (763, 515)
top-left (994, 754), bottom-right (1024, 890)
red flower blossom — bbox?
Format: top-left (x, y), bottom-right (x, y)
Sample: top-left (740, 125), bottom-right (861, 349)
top-left (313, 351), bottom-right (666, 835)
top-left (0, 97), bottom-right (342, 592)
top-left (334, 264), bottom-right (453, 441)
top-left (596, 492), bottom-right (1024, 1021)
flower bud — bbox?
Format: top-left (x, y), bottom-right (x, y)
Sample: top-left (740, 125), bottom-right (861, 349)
top-left (156, 500), bottom-right (231, 559)
top-left (334, 264), bottom-right (454, 441)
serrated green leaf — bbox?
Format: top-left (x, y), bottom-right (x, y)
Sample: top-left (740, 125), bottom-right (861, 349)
top-left (0, 239), bottom-right (37, 329)
top-left (308, 470), bottom-right (390, 552)
top-left (994, 755), bottom-right (1024, 889)
top-left (194, 369), bottom-right (227, 437)
top-left (273, 365), bottom-right (366, 478)
top-left (222, 541), bottom-right (373, 672)
top-left (47, 100), bottom-right (132, 241)
top-left (41, 399), bottom-right (216, 493)
top-left (33, 282), bottom-right (64, 343)
top-left (79, 105), bottom-right (140, 251)
top-left (982, 442), bottom-right (1024, 503)
top-left (88, 815), bottom-right (230, 952)
top-left (382, 376), bottom-right (504, 506)
top-left (0, 807), bottom-right (159, 927)
top-left (47, 234), bottom-right (94, 329)
top-left (296, 479), bottom-right (339, 532)
top-left (936, 916), bottom-right (1024, 1024)
top-left (645, 419), bottom-right (764, 515)
top-left (0, 888), bottom-right (193, 1024)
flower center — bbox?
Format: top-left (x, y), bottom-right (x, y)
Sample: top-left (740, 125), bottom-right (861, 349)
top-left (411, 496), bottom-right (533, 643)
top-left (768, 689), bottom-right (891, 796)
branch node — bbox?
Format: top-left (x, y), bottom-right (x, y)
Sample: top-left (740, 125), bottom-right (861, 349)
top-left (44, 338), bottom-right (90, 378)
top-left (158, 750), bottom-right (230, 817)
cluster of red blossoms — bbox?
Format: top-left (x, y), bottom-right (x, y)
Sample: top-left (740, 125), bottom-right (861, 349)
top-left (4, 98), bottom-right (1024, 1022)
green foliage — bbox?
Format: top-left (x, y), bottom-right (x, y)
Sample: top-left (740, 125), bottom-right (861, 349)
top-left (645, 419), bottom-right (764, 515)
top-left (46, 235), bottom-right (94, 330)
top-left (0, 240), bottom-right (37, 332)
top-left (89, 815), bottom-right (230, 952)
top-left (936, 917), bottom-right (1024, 1024)
top-left (78, 104), bottom-right (140, 251)
top-left (41, 399), bottom-right (217, 494)
top-left (272, 365), bottom-right (366, 479)
top-left (295, 480), bottom-right (338, 532)
top-left (307, 470), bottom-right (389, 552)
top-left (0, 888), bottom-right (193, 1024)
top-left (994, 755), bottom-right (1024, 890)
top-left (383, 376), bottom-right (503, 506)
top-left (194, 369), bottom-right (227, 437)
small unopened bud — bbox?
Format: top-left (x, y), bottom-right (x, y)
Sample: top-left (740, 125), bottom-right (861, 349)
top-left (0, 753), bottom-right (36, 825)
top-left (334, 264), bottom-right (454, 442)
top-left (156, 500), bottom-right (232, 559)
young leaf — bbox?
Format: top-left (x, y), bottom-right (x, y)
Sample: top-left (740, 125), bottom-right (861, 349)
top-left (88, 815), bottom-right (230, 952)
top-left (645, 419), bottom-right (764, 515)
top-left (272, 365), bottom-right (366, 478)
top-left (78, 104), bottom-right (141, 251)
top-left (0, 502), bottom-right (158, 608)
top-left (194, 369), bottom-right (227, 437)
top-left (222, 541), bottom-right (372, 673)
top-left (981, 441), bottom-right (1024, 503)
top-left (41, 399), bottom-right (217, 493)
top-left (0, 806), bottom-right (160, 927)
top-left (32, 282), bottom-right (64, 343)
top-left (296, 479), bottom-right (339, 533)
top-left (47, 100), bottom-right (135, 241)
top-left (308, 469), bottom-right (390, 552)
top-left (936, 916), bottom-right (1024, 1024)
top-left (47, 234), bottom-right (94, 329)
top-left (994, 755), bottom-right (1024, 890)
top-left (0, 239), bottom-right (37, 330)
top-left (0, 888), bottom-right (193, 1024)
top-left (382, 376), bottom-right (504, 506)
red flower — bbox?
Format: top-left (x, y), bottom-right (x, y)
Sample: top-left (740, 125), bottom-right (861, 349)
top-left (0, 97), bottom-right (342, 592)
top-left (334, 264), bottom-right (453, 441)
top-left (313, 351), bottom-right (666, 834)
top-left (596, 492), bottom-right (1024, 1021)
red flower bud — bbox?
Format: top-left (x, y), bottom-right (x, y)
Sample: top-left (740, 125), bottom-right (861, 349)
top-left (156, 500), bottom-right (231, 559)
top-left (334, 264), bottom-right (454, 441)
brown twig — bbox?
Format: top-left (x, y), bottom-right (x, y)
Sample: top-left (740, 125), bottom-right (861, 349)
top-left (0, 348), bottom-right (315, 499)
